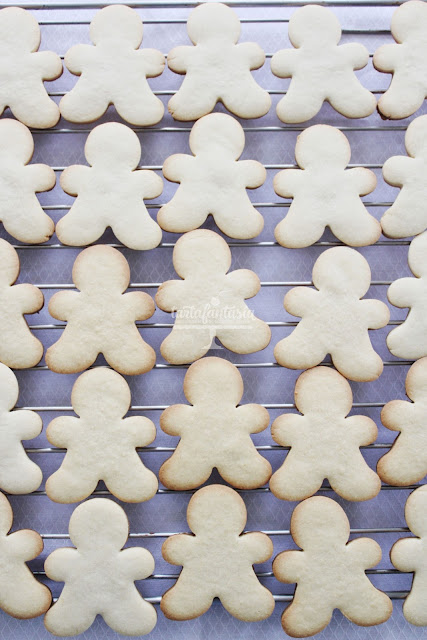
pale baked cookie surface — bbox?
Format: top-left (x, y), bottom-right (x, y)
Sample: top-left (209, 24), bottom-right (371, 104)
top-left (381, 115), bottom-right (427, 238)
top-left (374, 1), bottom-right (427, 119)
top-left (270, 367), bottom-right (380, 501)
top-left (57, 122), bottom-right (163, 249)
top-left (378, 358), bottom-right (427, 486)
top-left (0, 492), bottom-right (51, 619)
top-left (159, 357), bottom-right (271, 490)
top-left (60, 5), bottom-right (164, 125)
top-left (46, 367), bottom-right (157, 503)
top-left (0, 119), bottom-right (55, 243)
top-left (0, 7), bottom-right (62, 128)
top-left (274, 247), bottom-right (389, 381)
top-left (0, 239), bottom-right (44, 369)
top-left (271, 5), bottom-right (375, 123)
top-left (391, 485), bottom-right (427, 625)
top-left (161, 484), bottom-right (274, 621)
top-left (155, 229), bottom-right (271, 364)
top-left (46, 245), bottom-right (156, 375)
top-left (44, 498), bottom-right (157, 636)
top-left (273, 496), bottom-right (392, 637)
top-left (274, 125), bottom-right (380, 248)
top-left (387, 232), bottom-right (427, 360)
top-left (158, 113), bottom-right (265, 239)
top-left (167, 2), bottom-right (270, 120)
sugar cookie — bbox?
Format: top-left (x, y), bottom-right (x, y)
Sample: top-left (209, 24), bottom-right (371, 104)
top-left (274, 247), bottom-right (389, 381)
top-left (46, 245), bottom-right (155, 375)
top-left (44, 498), bottom-right (157, 636)
top-left (0, 363), bottom-right (42, 494)
top-left (57, 123), bottom-right (163, 249)
top-left (0, 491), bottom-right (51, 619)
top-left (381, 115), bottom-right (427, 238)
top-left (0, 119), bottom-right (55, 243)
top-left (167, 3), bottom-right (270, 121)
top-left (378, 358), bottom-right (427, 485)
top-left (274, 125), bottom-right (380, 248)
top-left (270, 367), bottom-right (380, 501)
top-left (374, 1), bottom-right (427, 119)
top-left (387, 232), bottom-right (427, 360)
top-left (60, 5), bottom-right (164, 125)
top-left (391, 485), bottom-right (427, 625)
top-left (271, 5), bottom-right (376, 123)
top-left (0, 239), bottom-right (43, 369)
top-left (159, 357), bottom-right (271, 490)
top-left (46, 367), bottom-right (157, 503)
top-left (161, 484), bottom-right (274, 621)
top-left (273, 496), bottom-right (392, 637)
top-left (155, 230), bottom-right (271, 364)
top-left (158, 114), bottom-right (265, 239)
top-left (0, 7), bottom-right (62, 128)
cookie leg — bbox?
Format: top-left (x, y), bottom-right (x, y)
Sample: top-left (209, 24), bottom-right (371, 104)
top-left (161, 576), bottom-right (214, 620)
top-left (3, 204), bottom-right (54, 244)
top-left (113, 207), bottom-right (162, 251)
top-left (45, 598), bottom-right (96, 636)
top-left (104, 334), bottom-right (156, 375)
top-left (106, 461), bottom-right (158, 502)
top-left (0, 455), bottom-right (42, 494)
top-left (378, 78), bottom-right (425, 120)
top-left (329, 460), bottom-right (380, 501)
top-left (46, 335), bottom-right (98, 374)
top-left (60, 85), bottom-right (110, 123)
top-left (221, 82), bottom-right (271, 119)
top-left (168, 80), bottom-right (218, 121)
top-left (103, 594), bottom-right (157, 635)
top-left (276, 83), bottom-right (324, 124)
top-left (213, 196), bottom-right (264, 240)
top-left (160, 326), bottom-right (214, 364)
top-left (114, 90), bottom-right (164, 127)
top-left (157, 188), bottom-right (209, 234)
top-left (0, 325), bottom-right (43, 369)
top-left (329, 210), bottom-right (381, 247)
top-left (274, 329), bottom-right (326, 370)
top-left (56, 206), bottom-right (107, 247)
top-left (331, 345), bottom-right (383, 382)
top-left (270, 454), bottom-right (322, 501)
top-left (11, 89), bottom-right (59, 129)
top-left (159, 445), bottom-right (212, 490)
top-left (340, 582), bottom-right (392, 625)
top-left (377, 444), bottom-right (423, 486)
top-left (218, 447), bottom-right (271, 489)
top-left (217, 320), bottom-right (271, 354)
top-left (220, 579), bottom-right (274, 621)
top-left (275, 209), bottom-right (325, 249)
top-left (328, 82), bottom-right (376, 119)
top-left (282, 597), bottom-right (333, 637)
top-left (46, 465), bottom-right (99, 503)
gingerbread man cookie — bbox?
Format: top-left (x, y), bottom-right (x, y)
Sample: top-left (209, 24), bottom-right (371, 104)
top-left (391, 485), bottom-right (427, 625)
top-left (0, 119), bottom-right (55, 243)
top-left (0, 492), bottom-right (51, 619)
top-left (374, 1), bottom-right (427, 119)
top-left (46, 245), bottom-right (155, 375)
top-left (274, 247), bottom-right (389, 382)
top-left (0, 364), bottom-right (43, 494)
top-left (271, 5), bottom-right (376, 123)
top-left (381, 115), bottom-right (427, 238)
top-left (0, 7), bottom-right (62, 128)
top-left (155, 230), bottom-right (271, 364)
top-left (167, 3), bottom-right (270, 121)
top-left (274, 125), bottom-right (380, 248)
top-left (158, 114), bottom-right (265, 239)
top-left (387, 232), bottom-right (427, 360)
top-left (270, 367), bottom-right (380, 502)
top-left (44, 498), bottom-right (157, 636)
top-left (159, 357), bottom-right (271, 490)
top-left (378, 358), bottom-right (427, 486)
top-left (46, 368), bottom-right (157, 503)
top-left (161, 484), bottom-right (274, 621)
top-left (57, 123), bottom-right (163, 250)
top-left (60, 5), bottom-right (164, 125)
top-left (0, 239), bottom-right (43, 369)
top-left (273, 496), bottom-right (392, 637)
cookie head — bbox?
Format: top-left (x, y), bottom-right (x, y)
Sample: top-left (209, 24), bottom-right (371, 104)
top-left (0, 119), bottom-right (34, 164)
top-left (391, 0), bottom-right (427, 43)
top-left (187, 3), bottom-right (241, 45)
top-left (291, 496), bottom-right (350, 549)
top-left (89, 4), bottom-right (143, 48)
top-left (289, 5), bottom-right (341, 48)
top-left (71, 367), bottom-right (131, 420)
top-left (189, 114), bottom-right (245, 159)
top-left (85, 122), bottom-right (141, 170)
top-left (173, 230), bottom-right (232, 279)
top-left (187, 485), bottom-right (246, 536)
top-left (0, 7), bottom-right (40, 53)
top-left (0, 492), bottom-right (13, 537)
top-left (184, 357), bottom-right (243, 406)
top-left (72, 245), bottom-right (131, 293)
top-left (0, 363), bottom-right (19, 412)
top-left (312, 247), bottom-right (371, 298)
top-left (69, 498), bottom-right (129, 551)
top-left (408, 232), bottom-right (427, 278)
top-left (405, 115), bottom-right (427, 159)
top-left (295, 367), bottom-right (352, 416)
top-left (405, 485), bottom-right (427, 538)
top-left (0, 239), bottom-right (20, 287)
top-left (295, 125), bottom-right (351, 170)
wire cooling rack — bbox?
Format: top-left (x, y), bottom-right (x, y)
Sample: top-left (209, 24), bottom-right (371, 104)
top-left (1, 1), bottom-right (426, 639)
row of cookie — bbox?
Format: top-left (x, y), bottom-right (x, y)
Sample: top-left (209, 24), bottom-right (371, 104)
top-left (2, 485), bottom-right (427, 637)
top-left (3, 357), bottom-right (426, 501)
top-left (3, 1), bottom-right (427, 128)
top-left (4, 113), bottom-right (425, 248)
top-left (3, 235), bottom-right (394, 381)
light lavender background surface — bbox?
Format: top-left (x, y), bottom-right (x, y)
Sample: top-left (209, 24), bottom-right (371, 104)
top-left (0, 1), bottom-right (426, 638)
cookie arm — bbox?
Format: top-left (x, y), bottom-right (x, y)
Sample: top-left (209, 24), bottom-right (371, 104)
top-left (347, 167), bottom-right (377, 197)
top-left (123, 416), bottom-right (156, 447)
top-left (284, 287), bottom-right (318, 318)
top-left (162, 534), bottom-right (194, 565)
top-left (160, 404), bottom-right (192, 436)
top-left (64, 44), bottom-right (94, 75)
top-left (139, 48), bottom-right (165, 77)
top-left (345, 415), bottom-right (377, 446)
top-left (32, 50), bottom-right (63, 80)
top-left (46, 416), bottom-right (80, 448)
top-left (270, 49), bottom-right (298, 78)
top-left (10, 409), bottom-right (43, 441)
top-left (347, 537), bottom-right (381, 569)
top-left (241, 531), bottom-right (274, 563)
top-left (60, 165), bottom-right (91, 196)
top-left (381, 399), bottom-right (412, 432)
top-left (134, 170), bottom-right (163, 199)
top-left (359, 299), bottom-right (390, 329)
top-left (236, 404), bottom-right (270, 434)
top-left (12, 284), bottom-right (43, 314)
top-left (273, 550), bottom-right (304, 583)
top-left (271, 413), bottom-right (305, 446)
top-left (48, 291), bottom-right (79, 321)
top-left (163, 154), bottom-right (195, 183)
top-left (7, 529), bottom-right (43, 561)
top-left (238, 160), bottom-right (266, 189)
top-left (167, 46), bottom-right (193, 74)
top-left (235, 42), bottom-right (266, 70)
top-left (155, 280), bottom-right (187, 313)
top-left (226, 269), bottom-right (261, 298)
top-left (274, 169), bottom-right (303, 198)
top-left (383, 156), bottom-right (415, 187)
top-left (25, 164), bottom-right (56, 192)
top-left (391, 537), bottom-right (421, 573)
top-left (123, 291), bottom-right (155, 321)
top-left (119, 547), bottom-right (155, 580)
top-left (45, 547), bottom-right (77, 581)
top-left (387, 277), bottom-right (420, 309)
top-left (339, 42), bottom-right (370, 69)
top-left (373, 43), bottom-right (400, 73)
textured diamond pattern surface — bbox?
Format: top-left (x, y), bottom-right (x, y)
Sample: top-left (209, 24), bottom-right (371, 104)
top-left (0, 2), bottom-right (426, 638)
